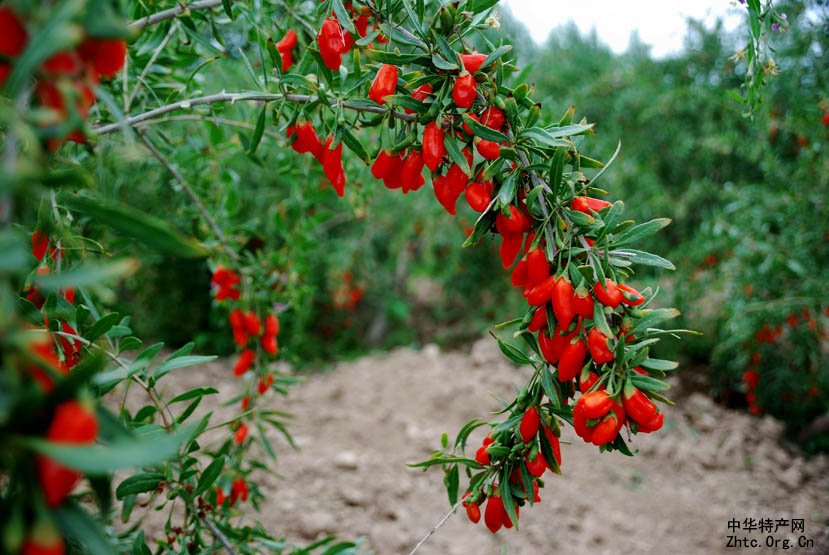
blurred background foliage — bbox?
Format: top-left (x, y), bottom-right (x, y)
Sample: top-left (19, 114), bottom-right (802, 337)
top-left (85, 0), bottom-right (826, 448)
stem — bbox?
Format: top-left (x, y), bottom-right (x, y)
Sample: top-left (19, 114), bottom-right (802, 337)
top-left (92, 91), bottom-right (416, 135)
top-left (408, 500), bottom-right (462, 555)
top-left (130, 0), bottom-right (225, 32)
top-left (137, 132), bottom-right (239, 261)
top-left (200, 514), bottom-right (240, 555)
top-left (126, 22), bottom-right (179, 111)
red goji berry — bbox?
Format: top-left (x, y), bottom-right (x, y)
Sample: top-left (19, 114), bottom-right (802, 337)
top-left (452, 73), bottom-right (477, 109)
top-left (460, 52), bottom-right (487, 73)
top-left (369, 63), bottom-right (398, 104)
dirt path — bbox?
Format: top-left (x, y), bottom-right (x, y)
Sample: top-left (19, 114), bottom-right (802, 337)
top-left (165, 340), bottom-right (829, 554)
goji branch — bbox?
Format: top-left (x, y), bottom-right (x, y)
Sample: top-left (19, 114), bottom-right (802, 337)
top-left (129, 0), bottom-right (226, 31)
top-left (93, 91), bottom-right (417, 135)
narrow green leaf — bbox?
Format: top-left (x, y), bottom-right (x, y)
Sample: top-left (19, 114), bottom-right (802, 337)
top-left (194, 456), bottom-right (225, 496)
top-left (33, 259), bottom-right (139, 291)
top-left (115, 472), bottom-right (165, 499)
top-left (65, 196), bottom-right (207, 258)
top-left (247, 105), bottom-right (267, 156)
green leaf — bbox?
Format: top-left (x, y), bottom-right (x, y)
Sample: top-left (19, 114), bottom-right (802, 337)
top-left (153, 355), bottom-right (217, 381)
top-left (341, 127), bottom-right (370, 164)
top-left (331, 0), bottom-right (356, 33)
top-left (0, 232), bottom-right (29, 273)
top-left (221, 0), bottom-right (233, 19)
top-left (194, 456), bottom-right (225, 496)
top-left (32, 259), bottom-right (139, 291)
top-left (495, 337), bottom-right (533, 364)
top-left (65, 195), bottom-right (208, 258)
top-left (85, 313), bottom-right (121, 342)
top-left (462, 114), bottom-right (508, 142)
top-left (480, 44), bottom-right (513, 71)
top-left (631, 374), bottom-right (672, 392)
top-left (54, 502), bottom-right (112, 555)
top-left (115, 472), bottom-right (165, 499)
top-left (640, 358), bottom-right (679, 372)
top-left (468, 0), bottom-right (499, 14)
top-left (610, 249), bottom-right (675, 270)
top-left (629, 308), bottom-right (681, 336)
top-left (612, 218), bottom-right (671, 247)
top-left (519, 128), bottom-right (571, 148)
top-left (408, 455), bottom-right (481, 469)
top-left (169, 387), bottom-right (219, 404)
top-left (247, 105), bottom-right (267, 156)
top-left (443, 464), bottom-right (459, 505)
top-left (26, 426), bottom-right (192, 474)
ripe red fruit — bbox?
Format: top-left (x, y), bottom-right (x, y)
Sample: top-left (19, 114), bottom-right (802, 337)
top-left (510, 259), bottom-right (528, 287)
top-left (317, 18), bottom-right (346, 69)
top-left (400, 150), bottom-right (425, 192)
top-left (526, 450), bottom-right (546, 477)
top-left (405, 83), bottom-right (433, 114)
top-left (519, 406), bottom-right (539, 442)
top-left (77, 38), bottom-right (127, 78)
top-left (496, 205), bottom-right (531, 234)
top-left (32, 231), bottom-right (49, 261)
top-left (42, 51), bottom-right (81, 75)
top-left (525, 247), bottom-right (549, 286)
top-left (322, 138), bottom-right (346, 197)
top-left (594, 279), bottom-right (623, 308)
top-left (637, 410), bottom-right (664, 433)
top-left (38, 400), bottom-right (98, 507)
top-left (460, 53), bottom-right (487, 73)
top-left (623, 385), bottom-right (658, 425)
top-left (587, 328), bottom-right (614, 364)
top-left (474, 445), bottom-right (490, 466)
top-left (528, 306), bottom-right (547, 332)
top-left (557, 338), bottom-right (587, 382)
top-left (525, 275), bottom-right (554, 306)
top-left (0, 6), bottom-right (28, 57)
top-left (287, 122), bottom-right (324, 159)
top-left (369, 64), bottom-right (398, 104)
top-left (552, 277), bottom-right (576, 329)
top-left (229, 309), bottom-right (245, 330)
top-left (371, 150), bottom-right (400, 180)
top-left (243, 311), bottom-right (261, 336)
top-left (484, 493), bottom-right (506, 533)
top-left (264, 314), bottom-right (280, 337)
top-left (579, 390), bottom-right (613, 419)
top-left (617, 283), bottom-right (645, 306)
top-left (234, 422), bottom-right (249, 444)
top-left (0, 62), bottom-right (10, 86)
top-left (465, 181), bottom-right (492, 212)
top-left (590, 414), bottom-right (620, 446)
top-left (261, 334), bottom-right (278, 356)
top-left (233, 349), bottom-right (255, 377)
top-left (822, 113), bottom-right (829, 126)
top-left (422, 122), bottom-right (446, 171)
top-left (475, 138), bottom-right (501, 160)
top-left (230, 478), bottom-right (249, 504)
top-left (573, 285), bottom-right (594, 318)
top-left (258, 373), bottom-right (274, 394)
top-left (579, 371), bottom-right (600, 393)
top-left (480, 106), bottom-right (505, 130)
top-left (463, 492), bottom-right (482, 523)
top-left (572, 196), bottom-right (611, 214)
top-left (452, 73), bottom-right (477, 109)
top-left (276, 30), bottom-right (298, 71)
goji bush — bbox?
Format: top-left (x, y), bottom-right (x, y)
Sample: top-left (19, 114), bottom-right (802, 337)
top-left (0, 0), bottom-right (798, 552)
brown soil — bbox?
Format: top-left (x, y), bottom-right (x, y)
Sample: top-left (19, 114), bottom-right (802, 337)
top-left (153, 340), bottom-right (829, 554)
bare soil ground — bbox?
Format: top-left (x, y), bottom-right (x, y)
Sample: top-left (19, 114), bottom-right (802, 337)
top-left (159, 340), bottom-right (829, 554)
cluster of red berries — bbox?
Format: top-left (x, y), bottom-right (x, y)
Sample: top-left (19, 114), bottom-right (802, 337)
top-left (211, 266), bottom-right (242, 301)
top-left (317, 3), bottom-right (385, 70)
top-left (465, 407), bottom-right (561, 532)
top-left (331, 271), bottom-right (364, 311)
top-left (0, 5), bottom-right (126, 150)
top-left (285, 121), bottom-right (345, 197)
top-left (215, 477), bottom-right (249, 507)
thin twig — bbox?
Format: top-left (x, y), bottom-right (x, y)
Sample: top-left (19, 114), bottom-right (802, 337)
top-left (408, 501), bottom-right (462, 555)
top-left (137, 132), bottom-right (239, 261)
top-left (127, 22), bottom-right (179, 111)
top-left (200, 513), bottom-right (240, 555)
top-left (93, 91), bottom-right (416, 135)
top-left (130, 0), bottom-right (225, 32)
